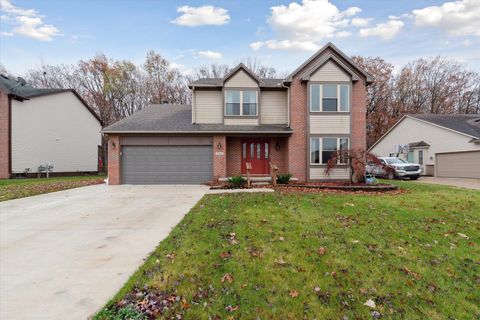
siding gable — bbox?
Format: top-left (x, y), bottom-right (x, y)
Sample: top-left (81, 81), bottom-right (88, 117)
top-left (310, 60), bottom-right (350, 82)
top-left (224, 70), bottom-right (258, 88)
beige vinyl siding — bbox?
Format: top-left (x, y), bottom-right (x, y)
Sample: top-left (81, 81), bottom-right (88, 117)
top-left (224, 118), bottom-right (259, 125)
top-left (436, 151), bottom-right (480, 179)
top-left (310, 115), bottom-right (350, 134)
top-left (260, 91), bottom-right (288, 124)
top-left (224, 70), bottom-right (258, 88)
top-left (310, 61), bottom-right (350, 82)
top-left (310, 167), bottom-right (350, 180)
top-left (194, 90), bottom-right (223, 124)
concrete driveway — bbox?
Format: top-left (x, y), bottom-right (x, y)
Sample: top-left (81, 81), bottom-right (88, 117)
top-left (414, 177), bottom-right (480, 190)
top-left (0, 184), bottom-right (208, 320)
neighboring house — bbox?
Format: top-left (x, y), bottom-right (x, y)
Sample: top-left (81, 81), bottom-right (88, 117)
top-left (102, 43), bottom-right (372, 185)
top-left (0, 75), bottom-right (102, 179)
top-left (369, 114), bottom-right (480, 179)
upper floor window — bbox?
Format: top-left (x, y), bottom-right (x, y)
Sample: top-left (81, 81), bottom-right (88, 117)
top-left (310, 84), bottom-right (349, 112)
top-left (225, 90), bottom-right (257, 116)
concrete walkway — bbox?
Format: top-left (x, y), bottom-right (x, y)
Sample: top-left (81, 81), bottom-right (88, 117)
top-left (414, 177), bottom-right (480, 190)
top-left (0, 184), bottom-right (208, 320)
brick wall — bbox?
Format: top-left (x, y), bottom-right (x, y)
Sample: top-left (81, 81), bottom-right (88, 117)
top-left (288, 78), bottom-right (308, 182)
top-left (226, 137), bottom-right (241, 176)
top-left (351, 79), bottom-right (367, 176)
top-left (270, 138), bottom-right (288, 174)
top-left (107, 135), bottom-right (121, 185)
top-left (213, 135), bottom-right (227, 181)
top-left (351, 80), bottom-right (367, 151)
top-left (0, 92), bottom-right (10, 179)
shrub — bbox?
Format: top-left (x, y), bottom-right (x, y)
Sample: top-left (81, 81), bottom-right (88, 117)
top-left (228, 176), bottom-right (245, 188)
top-left (277, 173), bottom-right (292, 184)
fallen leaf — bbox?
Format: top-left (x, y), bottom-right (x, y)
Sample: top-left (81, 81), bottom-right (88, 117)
top-left (364, 299), bottom-right (376, 309)
top-left (279, 236), bottom-right (285, 241)
top-left (401, 267), bottom-right (421, 280)
top-left (458, 233), bottom-right (469, 239)
top-left (225, 305), bottom-right (238, 312)
top-left (317, 247), bottom-right (326, 255)
top-left (344, 203), bottom-right (355, 207)
top-left (274, 258), bottom-right (287, 266)
top-left (220, 251), bottom-right (232, 259)
top-left (221, 273), bottom-right (233, 283)
top-left (314, 286), bottom-right (321, 292)
top-left (289, 290), bottom-right (299, 298)
top-left (181, 298), bottom-right (190, 309)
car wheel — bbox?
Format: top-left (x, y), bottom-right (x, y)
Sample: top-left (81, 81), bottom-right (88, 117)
top-left (387, 171), bottom-right (395, 180)
top-left (410, 176), bottom-right (419, 180)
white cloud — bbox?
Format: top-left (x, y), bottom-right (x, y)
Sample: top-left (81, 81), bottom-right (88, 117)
top-left (250, 40), bottom-right (319, 52)
top-left (359, 19), bottom-right (404, 40)
top-left (351, 17), bottom-right (370, 27)
top-left (197, 50), bottom-right (223, 59)
top-left (171, 5), bottom-right (230, 26)
top-left (251, 0), bottom-right (363, 52)
top-left (0, 0), bottom-right (60, 41)
top-left (269, 0), bottom-right (361, 42)
top-left (413, 0), bottom-right (480, 36)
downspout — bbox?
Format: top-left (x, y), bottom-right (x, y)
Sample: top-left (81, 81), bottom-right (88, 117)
top-left (192, 86), bottom-right (196, 124)
top-left (8, 95), bottom-right (12, 177)
top-left (282, 82), bottom-right (290, 127)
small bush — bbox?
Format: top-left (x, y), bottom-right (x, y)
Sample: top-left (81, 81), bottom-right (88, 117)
top-left (277, 173), bottom-right (292, 184)
top-left (228, 176), bottom-right (245, 188)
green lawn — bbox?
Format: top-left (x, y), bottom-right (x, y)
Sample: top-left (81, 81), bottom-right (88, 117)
top-left (96, 181), bottom-right (479, 320)
top-left (0, 175), bottom-right (105, 201)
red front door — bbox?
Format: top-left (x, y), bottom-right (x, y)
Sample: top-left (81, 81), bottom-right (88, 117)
top-left (241, 139), bottom-right (270, 174)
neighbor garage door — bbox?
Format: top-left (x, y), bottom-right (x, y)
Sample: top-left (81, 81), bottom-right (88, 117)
top-left (121, 145), bottom-right (213, 184)
top-left (436, 150), bottom-right (480, 179)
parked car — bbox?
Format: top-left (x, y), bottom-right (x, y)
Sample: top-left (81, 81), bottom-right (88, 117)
top-left (366, 157), bottom-right (422, 180)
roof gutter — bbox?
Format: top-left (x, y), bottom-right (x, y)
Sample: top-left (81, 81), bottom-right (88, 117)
top-left (101, 130), bottom-right (293, 134)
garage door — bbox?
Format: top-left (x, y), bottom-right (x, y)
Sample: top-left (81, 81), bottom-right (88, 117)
top-left (121, 146), bottom-right (213, 184)
top-left (436, 150), bottom-right (480, 179)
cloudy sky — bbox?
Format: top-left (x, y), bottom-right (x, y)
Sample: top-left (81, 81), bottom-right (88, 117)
top-left (1, 0), bottom-right (480, 75)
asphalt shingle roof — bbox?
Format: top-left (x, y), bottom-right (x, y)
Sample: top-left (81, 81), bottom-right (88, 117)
top-left (410, 114), bottom-right (480, 138)
top-left (102, 104), bottom-right (292, 134)
top-left (189, 78), bottom-right (285, 88)
top-left (0, 74), bottom-right (68, 99)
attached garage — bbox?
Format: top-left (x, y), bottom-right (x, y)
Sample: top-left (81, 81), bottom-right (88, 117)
top-left (435, 150), bottom-right (480, 179)
top-left (120, 137), bottom-right (213, 184)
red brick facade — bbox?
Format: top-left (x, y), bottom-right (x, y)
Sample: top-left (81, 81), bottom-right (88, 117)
top-left (213, 135), bottom-right (227, 181)
top-left (107, 135), bottom-right (121, 185)
top-left (288, 78), bottom-right (308, 182)
top-left (0, 92), bottom-right (10, 179)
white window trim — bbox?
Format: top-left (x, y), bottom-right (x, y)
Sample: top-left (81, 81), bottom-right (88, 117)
top-left (310, 137), bottom-right (350, 165)
top-left (225, 90), bottom-right (258, 116)
top-left (310, 84), bottom-right (350, 113)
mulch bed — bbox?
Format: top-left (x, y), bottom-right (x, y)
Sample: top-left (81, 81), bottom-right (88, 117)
top-left (276, 182), bottom-right (402, 195)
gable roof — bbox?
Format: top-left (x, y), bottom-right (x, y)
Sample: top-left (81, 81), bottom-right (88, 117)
top-left (299, 53), bottom-right (360, 82)
top-left (0, 74), bottom-right (102, 124)
top-left (102, 104), bottom-right (292, 134)
top-left (369, 114), bottom-right (480, 151)
top-left (217, 63), bottom-right (264, 86)
top-left (285, 42), bottom-right (373, 83)
top-left (409, 114), bottom-right (480, 138)
top-left (408, 141), bottom-right (430, 148)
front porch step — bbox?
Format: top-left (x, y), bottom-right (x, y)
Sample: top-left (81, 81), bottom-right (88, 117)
top-left (251, 181), bottom-right (271, 186)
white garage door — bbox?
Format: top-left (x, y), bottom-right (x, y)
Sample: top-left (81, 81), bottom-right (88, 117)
top-left (121, 145), bottom-right (213, 184)
top-left (436, 150), bottom-right (480, 179)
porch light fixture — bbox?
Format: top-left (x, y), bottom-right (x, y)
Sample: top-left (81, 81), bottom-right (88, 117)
top-left (275, 142), bottom-right (281, 151)
top-left (217, 142), bottom-right (222, 150)
top-left (111, 141), bottom-right (116, 149)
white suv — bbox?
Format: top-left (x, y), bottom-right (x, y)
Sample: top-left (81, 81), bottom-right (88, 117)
top-left (367, 157), bottom-right (422, 180)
